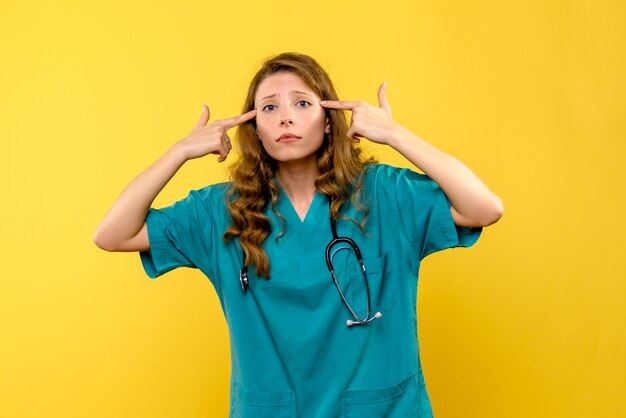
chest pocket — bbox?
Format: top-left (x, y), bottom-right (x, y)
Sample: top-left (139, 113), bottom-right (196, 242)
top-left (230, 383), bottom-right (295, 418)
top-left (341, 251), bottom-right (399, 315)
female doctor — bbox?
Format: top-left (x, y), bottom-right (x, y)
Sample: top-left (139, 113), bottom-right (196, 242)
top-left (94, 52), bottom-right (503, 418)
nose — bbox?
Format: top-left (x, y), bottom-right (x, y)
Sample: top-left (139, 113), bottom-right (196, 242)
top-left (279, 103), bottom-right (294, 126)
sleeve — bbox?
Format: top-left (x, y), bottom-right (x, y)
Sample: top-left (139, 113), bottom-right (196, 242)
top-left (139, 189), bottom-right (211, 279)
top-left (393, 167), bottom-right (483, 260)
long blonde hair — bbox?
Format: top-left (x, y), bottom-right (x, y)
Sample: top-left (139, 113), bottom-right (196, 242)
top-left (223, 52), bottom-right (375, 278)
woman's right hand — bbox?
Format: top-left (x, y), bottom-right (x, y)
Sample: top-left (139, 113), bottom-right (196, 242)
top-left (175, 105), bottom-right (257, 162)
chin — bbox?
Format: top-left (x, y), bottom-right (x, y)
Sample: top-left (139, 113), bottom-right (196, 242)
top-left (271, 151), bottom-right (319, 166)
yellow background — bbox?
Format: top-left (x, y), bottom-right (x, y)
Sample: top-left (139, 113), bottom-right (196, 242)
top-left (1, 0), bottom-right (624, 417)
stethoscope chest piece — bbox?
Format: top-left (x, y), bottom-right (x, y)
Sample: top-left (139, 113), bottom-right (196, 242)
top-left (239, 266), bottom-right (249, 293)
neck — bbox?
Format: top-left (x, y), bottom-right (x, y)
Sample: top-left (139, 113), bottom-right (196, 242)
top-left (276, 159), bottom-right (319, 206)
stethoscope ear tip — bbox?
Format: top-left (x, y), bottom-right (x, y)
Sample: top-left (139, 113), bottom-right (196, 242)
top-left (346, 320), bottom-right (354, 327)
top-left (374, 312), bottom-right (382, 318)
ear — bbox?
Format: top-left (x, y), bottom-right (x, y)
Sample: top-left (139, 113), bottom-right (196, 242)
top-left (324, 117), bottom-right (331, 134)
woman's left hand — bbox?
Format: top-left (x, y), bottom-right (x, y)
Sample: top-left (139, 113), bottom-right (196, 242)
top-left (320, 81), bottom-right (402, 145)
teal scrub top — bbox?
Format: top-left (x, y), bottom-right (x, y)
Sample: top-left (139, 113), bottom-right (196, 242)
top-left (140, 163), bottom-right (482, 418)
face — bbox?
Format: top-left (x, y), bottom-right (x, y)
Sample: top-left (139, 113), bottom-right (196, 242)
top-left (254, 71), bottom-right (330, 166)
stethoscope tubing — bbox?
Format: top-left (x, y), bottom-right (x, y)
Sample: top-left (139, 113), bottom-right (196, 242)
top-left (239, 203), bottom-right (382, 327)
top-left (326, 221), bottom-right (381, 327)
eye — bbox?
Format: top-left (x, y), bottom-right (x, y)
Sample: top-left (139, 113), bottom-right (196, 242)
top-left (262, 104), bottom-right (276, 112)
top-left (296, 100), bottom-right (311, 108)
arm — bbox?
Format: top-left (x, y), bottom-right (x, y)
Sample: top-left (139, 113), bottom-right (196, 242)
top-left (93, 105), bottom-right (257, 252)
top-left (320, 83), bottom-right (503, 228)
top-left (92, 146), bottom-right (187, 252)
top-left (386, 125), bottom-right (504, 227)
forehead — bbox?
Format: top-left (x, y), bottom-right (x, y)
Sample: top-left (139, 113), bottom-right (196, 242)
top-left (255, 72), bottom-right (317, 101)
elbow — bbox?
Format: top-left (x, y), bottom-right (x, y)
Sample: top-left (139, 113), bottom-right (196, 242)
top-left (93, 228), bottom-right (117, 252)
top-left (452, 197), bottom-right (504, 227)
top-left (481, 197), bottom-right (504, 226)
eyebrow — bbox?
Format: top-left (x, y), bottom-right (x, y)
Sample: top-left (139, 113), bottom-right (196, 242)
top-left (258, 90), bottom-right (314, 103)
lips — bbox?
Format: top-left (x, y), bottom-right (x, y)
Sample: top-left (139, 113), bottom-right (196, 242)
top-left (276, 133), bottom-right (302, 143)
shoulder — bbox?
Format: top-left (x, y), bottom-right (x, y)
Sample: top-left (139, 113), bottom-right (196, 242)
top-left (189, 181), bottom-right (233, 201)
top-left (174, 181), bottom-right (233, 220)
top-left (359, 163), bottom-right (443, 212)
top-left (361, 163), bottom-right (431, 188)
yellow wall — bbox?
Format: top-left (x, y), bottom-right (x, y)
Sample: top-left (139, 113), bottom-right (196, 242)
top-left (1, 0), bottom-right (624, 417)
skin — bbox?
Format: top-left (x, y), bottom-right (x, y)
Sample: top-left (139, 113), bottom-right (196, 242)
top-left (251, 73), bottom-right (503, 227)
top-left (253, 72), bottom-right (331, 219)
top-left (92, 105), bottom-right (257, 251)
top-left (320, 82), bottom-right (504, 227)
top-left (93, 74), bottom-right (503, 252)
top-left (254, 71), bottom-right (330, 165)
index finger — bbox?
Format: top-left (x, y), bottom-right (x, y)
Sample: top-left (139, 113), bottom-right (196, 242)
top-left (319, 100), bottom-right (360, 110)
top-left (216, 109), bottom-right (258, 130)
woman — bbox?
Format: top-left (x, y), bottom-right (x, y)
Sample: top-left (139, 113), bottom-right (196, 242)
top-left (94, 52), bottom-right (503, 418)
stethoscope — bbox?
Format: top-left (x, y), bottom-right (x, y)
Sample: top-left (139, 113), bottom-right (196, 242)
top-left (325, 216), bottom-right (382, 327)
top-left (239, 205), bottom-right (382, 327)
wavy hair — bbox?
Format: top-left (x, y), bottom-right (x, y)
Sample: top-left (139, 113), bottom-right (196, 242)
top-left (223, 52), bottom-right (375, 278)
